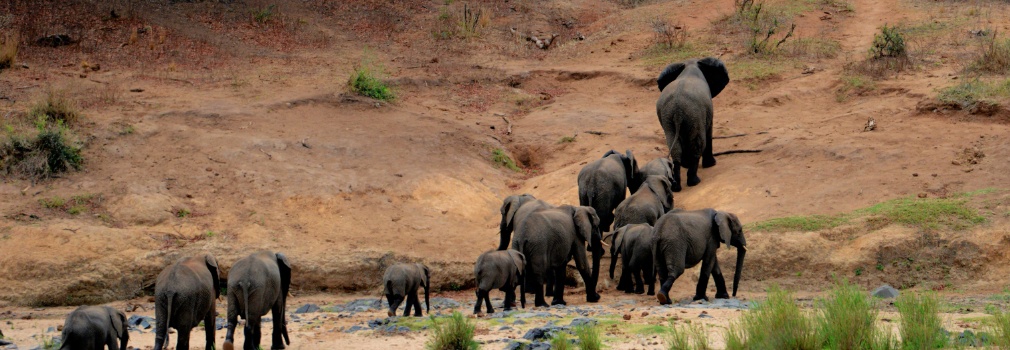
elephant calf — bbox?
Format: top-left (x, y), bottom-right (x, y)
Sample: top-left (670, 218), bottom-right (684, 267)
top-left (59, 306), bottom-right (128, 350)
top-left (613, 175), bottom-right (673, 229)
top-left (154, 253), bottom-right (221, 350)
top-left (653, 209), bottom-right (746, 304)
top-left (608, 223), bottom-right (657, 295)
top-left (473, 250), bottom-right (526, 314)
top-left (383, 263), bottom-right (431, 317)
top-left (224, 251), bottom-right (292, 350)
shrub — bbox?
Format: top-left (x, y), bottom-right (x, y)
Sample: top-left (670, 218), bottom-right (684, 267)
top-left (29, 91), bottom-right (80, 125)
top-left (426, 311), bottom-right (478, 350)
top-left (652, 18), bottom-right (688, 50)
top-left (817, 280), bottom-right (880, 350)
top-left (869, 24), bottom-right (906, 59)
top-left (895, 292), bottom-right (946, 350)
top-left (491, 148), bottom-right (521, 172)
top-left (724, 285), bottom-right (819, 350)
top-left (1, 121), bottom-right (84, 179)
top-left (970, 35), bottom-right (1010, 74)
top-left (0, 30), bottom-right (17, 70)
top-left (667, 322), bottom-right (710, 350)
top-left (575, 324), bottom-right (603, 350)
top-left (349, 65), bottom-right (394, 101)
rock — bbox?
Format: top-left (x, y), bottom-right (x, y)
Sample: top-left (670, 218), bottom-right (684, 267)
top-left (0, 338), bottom-right (12, 346)
top-left (504, 340), bottom-right (525, 350)
top-left (699, 311), bottom-right (713, 319)
top-left (623, 314), bottom-right (632, 320)
top-left (522, 325), bottom-right (564, 341)
top-left (512, 319), bottom-right (526, 325)
top-left (512, 312), bottom-right (553, 319)
top-left (35, 34), bottom-right (74, 47)
top-left (262, 317), bottom-right (271, 323)
top-left (215, 317), bottom-right (227, 330)
top-left (344, 325), bottom-right (364, 333)
top-left (872, 284), bottom-right (900, 299)
top-left (368, 318), bottom-right (392, 328)
top-left (127, 315), bottom-right (155, 330)
top-left (295, 304), bottom-right (320, 314)
top-left (499, 326), bottom-right (513, 331)
top-left (641, 311), bottom-right (649, 317)
top-left (569, 318), bottom-right (597, 327)
top-left (427, 297), bottom-right (461, 310)
top-left (109, 193), bottom-right (180, 226)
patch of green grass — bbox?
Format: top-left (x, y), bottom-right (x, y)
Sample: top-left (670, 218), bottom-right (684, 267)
top-left (836, 75), bottom-right (877, 102)
top-left (426, 311), bottom-right (478, 350)
top-left (859, 196), bottom-right (986, 231)
top-left (253, 4), bottom-right (276, 24)
top-left (491, 148), bottom-right (521, 172)
top-left (724, 285), bottom-right (819, 350)
top-left (39, 196), bottom-right (65, 209)
top-left (640, 42), bottom-right (707, 68)
top-left (727, 59), bottom-right (787, 88)
top-left (176, 208), bottom-right (191, 218)
top-left (551, 330), bottom-right (574, 350)
top-left (666, 321), bottom-right (710, 350)
top-left (749, 214), bottom-right (850, 232)
top-left (349, 66), bottom-right (395, 101)
top-left (937, 78), bottom-right (1010, 111)
top-left (66, 205), bottom-right (85, 215)
top-left (989, 311), bottom-right (1010, 348)
top-left (119, 124), bottom-right (134, 135)
top-left (783, 37), bottom-right (841, 59)
top-left (817, 279), bottom-right (888, 350)
top-left (558, 135), bottom-right (577, 144)
top-left (205, 231), bottom-right (216, 238)
top-left (575, 324), bottom-right (603, 350)
top-left (896, 292), bottom-right (946, 349)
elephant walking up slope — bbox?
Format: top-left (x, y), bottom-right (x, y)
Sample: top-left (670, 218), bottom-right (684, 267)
top-left (578, 150), bottom-right (641, 233)
top-left (613, 175), bottom-right (673, 229)
top-left (509, 205), bottom-right (602, 306)
top-left (656, 57), bottom-right (730, 191)
top-left (608, 223), bottom-right (657, 295)
top-left (653, 209), bottom-right (746, 305)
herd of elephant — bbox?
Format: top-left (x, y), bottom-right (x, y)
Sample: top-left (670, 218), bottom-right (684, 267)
top-left (58, 251), bottom-right (290, 350)
top-left (52, 57), bottom-right (737, 348)
top-left (381, 57), bottom-right (748, 317)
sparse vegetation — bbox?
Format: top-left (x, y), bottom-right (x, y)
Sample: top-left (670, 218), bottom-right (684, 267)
top-left (988, 311), bottom-right (1010, 349)
top-left (558, 135), bottom-right (577, 144)
top-left (29, 91), bottom-right (80, 125)
top-left (0, 118), bottom-right (84, 179)
top-left (0, 30), bottom-right (17, 70)
top-left (652, 18), bottom-right (688, 50)
top-left (253, 4), bottom-right (277, 24)
top-left (728, 0), bottom-right (797, 55)
top-left (783, 37), bottom-right (841, 59)
top-left (176, 208), bottom-right (191, 218)
top-left (426, 311), bottom-right (479, 350)
top-left (724, 286), bottom-right (819, 350)
top-left (550, 330), bottom-right (573, 350)
top-left (575, 324), bottom-right (603, 350)
top-left (666, 322), bottom-right (710, 350)
top-left (350, 65), bottom-right (395, 101)
top-left (432, 3), bottom-right (488, 40)
top-left (750, 214), bottom-right (848, 232)
top-left (39, 196), bottom-right (66, 209)
top-left (969, 34), bottom-right (1010, 75)
top-left (869, 24), bottom-right (906, 59)
top-left (836, 75), bottom-right (877, 102)
top-left (491, 148), bottom-right (521, 172)
top-left (895, 292), bottom-right (946, 350)
top-left (817, 280), bottom-right (888, 350)
top-left (937, 78), bottom-right (1010, 113)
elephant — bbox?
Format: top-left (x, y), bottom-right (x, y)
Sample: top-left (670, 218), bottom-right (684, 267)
top-left (473, 249), bottom-right (526, 314)
top-left (577, 150), bottom-right (641, 233)
top-left (606, 223), bottom-right (656, 295)
top-left (497, 194), bottom-right (553, 251)
top-left (612, 175), bottom-right (673, 229)
top-left (639, 157), bottom-right (675, 189)
top-left (656, 57), bottom-right (730, 192)
top-left (506, 204), bottom-right (602, 307)
top-left (223, 251), bottom-right (291, 350)
top-left (154, 253), bottom-right (220, 350)
top-left (382, 263), bottom-right (431, 317)
top-left (653, 209), bottom-right (746, 305)
top-left (58, 305), bottom-right (128, 350)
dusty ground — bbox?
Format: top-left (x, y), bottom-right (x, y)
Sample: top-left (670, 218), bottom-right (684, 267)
top-left (3, 0), bottom-right (1010, 348)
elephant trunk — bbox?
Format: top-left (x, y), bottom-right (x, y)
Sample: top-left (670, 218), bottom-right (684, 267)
top-left (498, 225), bottom-right (512, 251)
top-left (609, 248), bottom-right (618, 281)
top-left (519, 272), bottom-right (526, 308)
top-left (733, 246), bottom-right (746, 297)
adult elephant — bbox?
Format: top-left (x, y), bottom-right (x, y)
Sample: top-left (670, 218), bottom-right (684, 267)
top-left (607, 223), bottom-right (656, 295)
top-left (613, 175), bottom-right (673, 229)
top-left (578, 150), bottom-right (641, 233)
top-left (59, 306), bottom-right (128, 350)
top-left (154, 253), bottom-right (221, 350)
top-left (224, 251), bottom-right (291, 350)
top-left (653, 209), bottom-right (746, 305)
top-left (639, 158), bottom-right (675, 189)
top-left (507, 205), bottom-right (602, 306)
top-left (497, 194), bottom-right (552, 251)
top-left (656, 57), bottom-right (730, 192)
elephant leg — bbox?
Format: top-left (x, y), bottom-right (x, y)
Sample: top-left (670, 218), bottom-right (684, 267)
top-left (671, 162), bottom-right (683, 192)
top-left (205, 308), bottom-right (217, 350)
top-left (473, 290), bottom-right (483, 314)
top-left (503, 288), bottom-right (514, 312)
top-left (533, 277), bottom-right (548, 308)
top-left (694, 249), bottom-right (717, 302)
top-left (685, 155), bottom-right (701, 187)
top-left (242, 318), bottom-right (256, 350)
top-left (544, 274), bottom-right (554, 297)
top-left (712, 259), bottom-right (730, 299)
top-left (702, 117), bottom-right (716, 168)
top-left (176, 327), bottom-right (191, 350)
top-left (644, 257), bottom-right (656, 296)
top-left (107, 334), bottom-right (119, 350)
top-left (271, 302), bottom-right (286, 349)
top-left (657, 248), bottom-right (686, 305)
top-left (403, 293), bottom-right (414, 317)
top-left (224, 294), bottom-right (239, 350)
top-left (550, 267), bottom-right (567, 306)
top-left (633, 265), bottom-right (646, 295)
top-left (484, 290), bottom-right (495, 314)
top-left (413, 292), bottom-right (424, 317)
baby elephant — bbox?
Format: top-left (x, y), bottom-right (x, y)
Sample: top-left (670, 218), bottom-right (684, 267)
top-left (382, 263), bottom-right (430, 317)
top-left (59, 305), bottom-right (128, 350)
top-left (473, 250), bottom-right (526, 314)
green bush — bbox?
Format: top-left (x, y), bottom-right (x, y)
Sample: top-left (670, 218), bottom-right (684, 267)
top-left (575, 324), bottom-right (603, 350)
top-left (491, 148), bottom-right (521, 172)
top-left (869, 24), bottom-right (906, 59)
top-left (725, 286), bottom-right (819, 350)
top-left (349, 66), bottom-right (395, 101)
top-left (1, 121), bottom-right (83, 179)
top-left (426, 311), bottom-right (478, 350)
top-left (895, 292), bottom-right (946, 350)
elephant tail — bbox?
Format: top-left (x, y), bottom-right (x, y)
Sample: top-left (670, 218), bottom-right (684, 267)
top-left (240, 282), bottom-right (251, 324)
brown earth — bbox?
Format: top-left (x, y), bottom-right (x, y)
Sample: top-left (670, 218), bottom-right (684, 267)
top-left (3, 0), bottom-right (1010, 348)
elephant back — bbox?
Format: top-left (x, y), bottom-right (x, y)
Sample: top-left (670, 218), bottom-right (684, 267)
top-left (474, 251), bottom-right (516, 291)
top-left (384, 263), bottom-right (423, 295)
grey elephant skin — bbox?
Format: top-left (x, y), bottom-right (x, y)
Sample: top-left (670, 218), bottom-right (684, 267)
top-left (224, 251), bottom-right (291, 350)
top-left (656, 57), bottom-right (730, 191)
top-left (473, 249), bottom-right (526, 314)
top-left (652, 209), bottom-right (746, 304)
top-left (496, 194), bottom-right (568, 298)
top-left (578, 150), bottom-right (641, 233)
top-left (613, 175), bottom-right (673, 229)
top-left (608, 223), bottom-right (657, 295)
top-left (506, 204), bottom-right (602, 306)
top-left (382, 263), bottom-right (431, 317)
top-left (59, 305), bottom-right (128, 350)
top-left (639, 158), bottom-right (676, 188)
top-left (154, 253), bottom-right (221, 350)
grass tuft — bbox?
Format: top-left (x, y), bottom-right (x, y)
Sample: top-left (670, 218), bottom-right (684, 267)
top-left (575, 324), bottom-right (603, 350)
top-left (937, 78), bottom-right (1010, 112)
top-left (817, 279), bottom-right (888, 350)
top-left (969, 35), bottom-right (1010, 75)
top-left (1, 120), bottom-right (84, 179)
top-left (988, 311), bottom-right (1010, 349)
top-left (426, 311), bottom-right (478, 350)
top-left (895, 292), bottom-right (946, 349)
top-left (725, 285), bottom-right (819, 350)
top-left (666, 322), bottom-right (710, 350)
top-left (491, 148), bottom-right (521, 172)
top-left (750, 214), bottom-right (849, 232)
top-left (550, 330), bottom-right (573, 350)
top-left (350, 66), bottom-right (395, 101)
top-left (0, 30), bottom-right (17, 70)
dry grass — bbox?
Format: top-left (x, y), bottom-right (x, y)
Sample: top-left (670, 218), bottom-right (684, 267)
top-left (0, 30), bottom-right (17, 70)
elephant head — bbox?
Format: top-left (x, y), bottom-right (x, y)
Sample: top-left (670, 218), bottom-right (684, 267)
top-left (499, 194), bottom-right (537, 250)
top-left (645, 175), bottom-right (674, 212)
top-left (416, 263), bottom-right (431, 314)
top-left (657, 57), bottom-right (730, 98)
top-left (506, 249), bottom-right (527, 308)
top-left (713, 210), bottom-right (746, 297)
top-left (639, 158), bottom-right (676, 190)
top-left (572, 206), bottom-right (602, 302)
top-left (607, 225), bottom-right (629, 280)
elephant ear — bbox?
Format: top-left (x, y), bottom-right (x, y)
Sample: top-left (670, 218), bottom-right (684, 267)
top-left (508, 250), bottom-right (526, 273)
top-left (613, 225), bottom-right (627, 255)
top-left (657, 62), bottom-right (687, 92)
top-left (654, 177), bottom-right (674, 211)
top-left (623, 150), bottom-right (641, 192)
top-left (500, 195), bottom-right (531, 245)
top-left (204, 254), bottom-right (221, 299)
top-left (697, 57), bottom-right (730, 98)
top-left (276, 253), bottom-right (292, 298)
top-left (109, 308), bottom-right (126, 339)
top-left (602, 149), bottom-right (620, 158)
top-left (713, 210), bottom-right (732, 249)
top-left (572, 206), bottom-right (595, 244)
